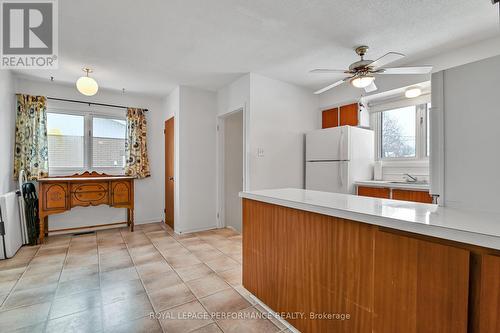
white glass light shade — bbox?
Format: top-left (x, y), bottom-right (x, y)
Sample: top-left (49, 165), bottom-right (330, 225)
top-left (405, 87), bottom-right (422, 98)
top-left (76, 76), bottom-right (98, 96)
top-left (351, 76), bottom-right (375, 88)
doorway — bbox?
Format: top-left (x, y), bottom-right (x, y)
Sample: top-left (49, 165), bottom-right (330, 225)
top-left (164, 117), bottom-right (174, 229)
top-left (218, 109), bottom-right (244, 232)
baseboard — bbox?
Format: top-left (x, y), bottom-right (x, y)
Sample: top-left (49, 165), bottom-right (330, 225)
top-left (175, 224), bottom-right (218, 235)
top-left (135, 217), bottom-right (164, 225)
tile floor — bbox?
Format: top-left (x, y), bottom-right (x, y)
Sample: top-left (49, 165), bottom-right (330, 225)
top-left (0, 223), bottom-right (293, 333)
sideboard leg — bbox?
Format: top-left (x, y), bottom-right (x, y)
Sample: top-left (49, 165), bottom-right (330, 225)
top-left (126, 209), bottom-right (131, 227)
top-left (39, 214), bottom-right (45, 244)
top-left (130, 209), bottom-right (134, 232)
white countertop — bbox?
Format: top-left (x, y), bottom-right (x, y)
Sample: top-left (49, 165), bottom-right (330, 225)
top-left (240, 188), bottom-right (500, 250)
top-left (355, 180), bottom-right (430, 191)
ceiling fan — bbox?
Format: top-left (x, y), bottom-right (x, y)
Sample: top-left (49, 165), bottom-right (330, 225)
top-left (311, 46), bottom-right (432, 94)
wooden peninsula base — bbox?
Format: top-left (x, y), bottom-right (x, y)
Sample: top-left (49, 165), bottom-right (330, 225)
top-left (242, 198), bottom-right (500, 333)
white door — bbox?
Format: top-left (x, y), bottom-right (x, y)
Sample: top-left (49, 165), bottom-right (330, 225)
top-left (306, 161), bottom-right (349, 193)
top-left (306, 126), bottom-right (349, 161)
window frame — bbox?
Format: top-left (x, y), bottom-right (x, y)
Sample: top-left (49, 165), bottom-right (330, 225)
top-left (47, 108), bottom-right (127, 176)
top-left (374, 102), bottom-right (429, 162)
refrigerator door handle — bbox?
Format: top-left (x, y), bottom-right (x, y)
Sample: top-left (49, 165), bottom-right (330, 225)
top-left (338, 161), bottom-right (343, 187)
top-left (339, 129), bottom-right (344, 160)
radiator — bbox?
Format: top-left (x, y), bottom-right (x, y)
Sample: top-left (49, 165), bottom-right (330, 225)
top-left (0, 192), bottom-right (23, 259)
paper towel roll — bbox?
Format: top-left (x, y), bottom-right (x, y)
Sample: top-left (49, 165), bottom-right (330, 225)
top-left (374, 161), bottom-right (383, 180)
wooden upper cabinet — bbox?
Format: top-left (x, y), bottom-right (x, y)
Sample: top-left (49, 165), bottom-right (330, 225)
top-left (322, 107), bottom-right (338, 129)
top-left (392, 189), bottom-right (433, 203)
top-left (340, 103), bottom-right (359, 126)
top-left (322, 103), bottom-right (360, 128)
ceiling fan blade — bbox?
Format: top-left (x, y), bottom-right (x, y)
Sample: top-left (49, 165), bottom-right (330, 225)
top-left (310, 69), bottom-right (348, 74)
top-left (313, 78), bottom-right (349, 95)
top-left (364, 81), bottom-right (378, 93)
top-left (369, 52), bottom-right (406, 69)
top-left (379, 66), bottom-right (433, 75)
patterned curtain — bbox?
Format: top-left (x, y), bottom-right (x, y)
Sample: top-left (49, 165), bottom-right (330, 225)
top-left (125, 108), bottom-right (151, 178)
top-left (13, 94), bottom-right (49, 180)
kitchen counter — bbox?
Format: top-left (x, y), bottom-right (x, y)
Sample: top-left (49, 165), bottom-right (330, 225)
top-left (355, 180), bottom-right (430, 191)
top-left (239, 188), bottom-right (500, 250)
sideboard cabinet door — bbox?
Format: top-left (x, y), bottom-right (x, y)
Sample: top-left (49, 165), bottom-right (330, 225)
top-left (42, 183), bottom-right (68, 211)
top-left (111, 181), bottom-right (131, 206)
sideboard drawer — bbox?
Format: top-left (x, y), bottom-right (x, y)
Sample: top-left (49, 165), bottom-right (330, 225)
top-left (71, 190), bottom-right (109, 207)
top-left (71, 183), bottom-right (109, 193)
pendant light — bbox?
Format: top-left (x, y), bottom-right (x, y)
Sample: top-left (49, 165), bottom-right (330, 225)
top-left (76, 68), bottom-right (98, 96)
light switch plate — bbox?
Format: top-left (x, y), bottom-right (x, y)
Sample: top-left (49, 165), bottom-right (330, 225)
top-left (257, 148), bottom-right (264, 157)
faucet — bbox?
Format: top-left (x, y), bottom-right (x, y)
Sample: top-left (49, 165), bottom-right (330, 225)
top-left (404, 173), bottom-right (418, 182)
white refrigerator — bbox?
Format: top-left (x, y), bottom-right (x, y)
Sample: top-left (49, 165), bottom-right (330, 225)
top-left (306, 126), bottom-right (374, 194)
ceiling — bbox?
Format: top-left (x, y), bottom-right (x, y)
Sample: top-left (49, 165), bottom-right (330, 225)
top-left (13, 0), bottom-right (500, 96)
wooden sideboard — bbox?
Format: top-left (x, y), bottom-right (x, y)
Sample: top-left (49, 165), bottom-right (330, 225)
top-left (38, 172), bottom-right (135, 243)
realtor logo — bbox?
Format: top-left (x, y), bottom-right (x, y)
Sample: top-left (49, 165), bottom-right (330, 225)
top-left (1, 0), bottom-right (58, 68)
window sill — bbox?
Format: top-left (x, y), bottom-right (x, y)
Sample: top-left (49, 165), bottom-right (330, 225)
top-left (378, 159), bottom-right (429, 168)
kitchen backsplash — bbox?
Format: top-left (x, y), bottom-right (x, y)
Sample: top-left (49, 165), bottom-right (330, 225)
top-left (381, 163), bottom-right (430, 182)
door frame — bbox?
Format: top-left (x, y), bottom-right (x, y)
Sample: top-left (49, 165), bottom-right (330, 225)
top-left (216, 105), bottom-right (249, 229)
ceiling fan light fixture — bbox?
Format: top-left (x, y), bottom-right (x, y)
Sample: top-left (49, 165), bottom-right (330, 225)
top-left (405, 87), bottom-right (422, 98)
top-left (76, 68), bottom-right (98, 96)
top-left (351, 75), bottom-right (375, 89)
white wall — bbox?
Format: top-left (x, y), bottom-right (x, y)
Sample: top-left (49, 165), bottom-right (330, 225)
top-left (217, 74), bottom-right (250, 116)
top-left (217, 73), bottom-right (319, 193)
top-left (0, 70), bottom-right (16, 195)
top-left (15, 77), bottom-right (166, 230)
top-left (176, 86), bottom-right (218, 233)
top-left (433, 55), bottom-right (500, 212)
top-left (248, 73), bottom-right (318, 190)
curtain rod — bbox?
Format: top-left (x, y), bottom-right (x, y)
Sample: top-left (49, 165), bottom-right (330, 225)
top-left (46, 97), bottom-right (149, 112)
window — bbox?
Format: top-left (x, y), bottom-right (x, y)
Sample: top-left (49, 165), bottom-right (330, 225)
top-left (377, 103), bottom-right (429, 160)
top-left (47, 113), bottom-right (85, 168)
top-left (381, 106), bottom-right (416, 158)
top-left (92, 118), bottom-right (126, 168)
top-left (47, 111), bottom-right (126, 174)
